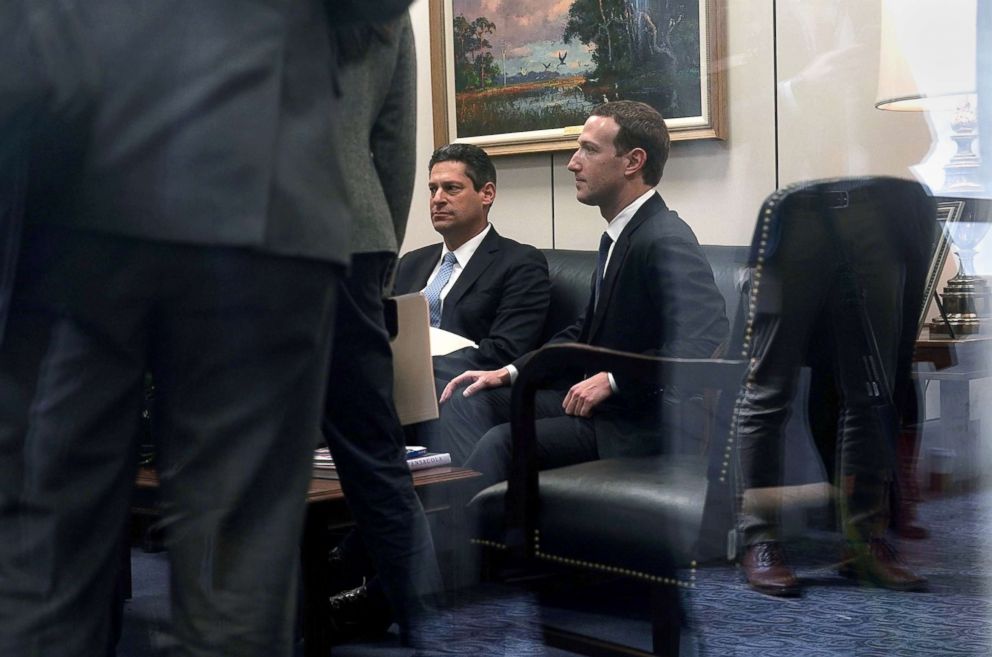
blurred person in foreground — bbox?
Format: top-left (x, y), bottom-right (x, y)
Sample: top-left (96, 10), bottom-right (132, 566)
top-left (318, 12), bottom-right (443, 646)
top-left (0, 1), bottom-right (411, 655)
top-left (736, 178), bottom-right (933, 597)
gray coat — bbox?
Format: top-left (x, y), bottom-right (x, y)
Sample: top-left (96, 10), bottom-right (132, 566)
top-left (338, 14), bottom-right (417, 256)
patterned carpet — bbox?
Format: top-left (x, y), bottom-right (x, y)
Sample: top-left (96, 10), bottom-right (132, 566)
top-left (120, 490), bottom-right (992, 656)
top-left (679, 491), bottom-right (992, 656)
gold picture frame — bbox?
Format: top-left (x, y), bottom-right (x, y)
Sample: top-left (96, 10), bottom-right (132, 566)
top-left (429, 0), bottom-right (727, 156)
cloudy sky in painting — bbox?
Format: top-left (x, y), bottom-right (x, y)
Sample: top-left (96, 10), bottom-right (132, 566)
top-left (451, 0), bottom-right (593, 77)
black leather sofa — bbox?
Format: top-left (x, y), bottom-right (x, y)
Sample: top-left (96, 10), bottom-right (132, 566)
top-left (469, 244), bottom-right (751, 657)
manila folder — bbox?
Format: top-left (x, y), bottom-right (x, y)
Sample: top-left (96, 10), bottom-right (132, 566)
top-left (387, 294), bottom-right (438, 425)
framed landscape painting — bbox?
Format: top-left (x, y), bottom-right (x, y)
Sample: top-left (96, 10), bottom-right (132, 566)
top-left (429, 0), bottom-right (726, 156)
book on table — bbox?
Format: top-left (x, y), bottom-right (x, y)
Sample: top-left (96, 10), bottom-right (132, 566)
top-left (312, 448), bottom-right (449, 480)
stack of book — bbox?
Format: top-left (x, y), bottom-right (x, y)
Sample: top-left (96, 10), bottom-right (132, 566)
top-left (313, 446), bottom-right (451, 480)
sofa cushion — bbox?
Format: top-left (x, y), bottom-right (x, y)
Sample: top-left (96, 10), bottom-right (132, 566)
top-left (539, 249), bottom-right (597, 343)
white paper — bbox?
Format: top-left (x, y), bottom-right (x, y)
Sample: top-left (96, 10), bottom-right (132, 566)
top-left (429, 327), bottom-right (478, 356)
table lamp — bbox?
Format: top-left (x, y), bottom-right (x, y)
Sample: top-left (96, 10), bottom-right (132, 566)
top-left (876, 0), bottom-right (989, 336)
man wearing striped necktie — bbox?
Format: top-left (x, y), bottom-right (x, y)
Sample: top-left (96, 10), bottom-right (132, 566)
top-left (394, 144), bottom-right (550, 386)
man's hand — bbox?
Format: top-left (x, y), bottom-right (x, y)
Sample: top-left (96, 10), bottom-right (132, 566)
top-left (562, 372), bottom-right (612, 417)
top-left (439, 368), bottom-right (511, 403)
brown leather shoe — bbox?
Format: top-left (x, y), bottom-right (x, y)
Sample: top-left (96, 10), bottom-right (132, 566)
top-left (741, 542), bottom-right (801, 597)
top-left (838, 538), bottom-right (928, 591)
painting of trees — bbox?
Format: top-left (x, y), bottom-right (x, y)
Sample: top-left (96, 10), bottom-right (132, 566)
top-left (452, 14), bottom-right (503, 92)
top-left (562, 0), bottom-right (700, 117)
top-left (433, 0), bottom-right (722, 150)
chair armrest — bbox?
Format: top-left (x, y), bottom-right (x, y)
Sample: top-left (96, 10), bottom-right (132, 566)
top-left (505, 342), bottom-right (746, 555)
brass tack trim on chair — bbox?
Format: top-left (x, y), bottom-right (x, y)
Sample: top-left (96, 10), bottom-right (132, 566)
top-left (532, 549), bottom-right (699, 589)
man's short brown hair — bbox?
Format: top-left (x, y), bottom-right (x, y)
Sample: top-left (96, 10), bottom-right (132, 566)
top-left (590, 101), bottom-right (670, 186)
top-left (428, 143), bottom-right (497, 191)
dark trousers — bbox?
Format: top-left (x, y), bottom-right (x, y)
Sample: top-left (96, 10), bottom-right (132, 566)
top-left (0, 226), bottom-right (338, 657)
top-left (445, 386), bottom-right (598, 492)
top-left (736, 205), bottom-right (903, 545)
top-left (402, 354), bottom-right (482, 461)
top-left (322, 252), bottom-right (441, 629)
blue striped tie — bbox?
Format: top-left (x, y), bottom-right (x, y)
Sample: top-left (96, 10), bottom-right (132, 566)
top-left (422, 252), bottom-right (458, 328)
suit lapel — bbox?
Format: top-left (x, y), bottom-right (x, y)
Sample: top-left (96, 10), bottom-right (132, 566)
top-left (587, 193), bottom-right (664, 341)
top-left (402, 244), bottom-right (442, 293)
top-left (440, 227), bottom-right (500, 320)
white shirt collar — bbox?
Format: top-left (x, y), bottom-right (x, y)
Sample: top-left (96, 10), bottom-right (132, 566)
top-left (442, 222), bottom-right (491, 268)
top-left (605, 189), bottom-right (656, 242)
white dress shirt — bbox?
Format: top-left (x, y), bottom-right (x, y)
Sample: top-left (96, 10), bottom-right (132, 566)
top-left (421, 223), bottom-right (492, 314)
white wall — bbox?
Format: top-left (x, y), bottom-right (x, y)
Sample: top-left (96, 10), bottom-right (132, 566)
top-left (404, 0), bottom-right (935, 253)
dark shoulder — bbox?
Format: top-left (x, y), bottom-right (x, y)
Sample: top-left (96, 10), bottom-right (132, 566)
top-left (634, 200), bottom-right (703, 248)
top-left (398, 242), bottom-right (441, 264)
top-left (394, 242), bottom-right (441, 289)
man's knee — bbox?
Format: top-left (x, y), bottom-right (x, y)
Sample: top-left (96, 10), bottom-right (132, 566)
top-left (464, 424), bottom-right (513, 487)
top-left (439, 389), bottom-right (507, 465)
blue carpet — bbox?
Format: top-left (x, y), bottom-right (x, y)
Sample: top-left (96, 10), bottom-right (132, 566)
top-left (678, 491), bottom-right (992, 657)
top-left (118, 491), bottom-right (992, 656)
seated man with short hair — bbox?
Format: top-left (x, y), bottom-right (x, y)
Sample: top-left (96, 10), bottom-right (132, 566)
top-left (395, 143), bottom-right (551, 463)
top-left (394, 143), bottom-right (550, 388)
top-left (439, 101), bottom-right (729, 490)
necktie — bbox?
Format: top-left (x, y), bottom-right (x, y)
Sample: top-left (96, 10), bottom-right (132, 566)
top-left (595, 232), bottom-right (613, 308)
top-left (422, 252), bottom-right (458, 328)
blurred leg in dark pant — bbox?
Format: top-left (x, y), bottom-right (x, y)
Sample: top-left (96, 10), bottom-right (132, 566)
top-left (0, 227), bottom-right (339, 657)
top-left (322, 252), bottom-right (441, 638)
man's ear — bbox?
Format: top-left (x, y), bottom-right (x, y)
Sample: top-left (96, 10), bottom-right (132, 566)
top-left (480, 181), bottom-right (496, 207)
top-left (623, 148), bottom-right (647, 180)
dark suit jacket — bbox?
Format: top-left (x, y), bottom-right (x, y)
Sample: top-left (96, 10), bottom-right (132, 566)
top-left (394, 226), bottom-right (550, 373)
top-left (15, 0), bottom-right (361, 267)
top-left (515, 193), bottom-right (729, 458)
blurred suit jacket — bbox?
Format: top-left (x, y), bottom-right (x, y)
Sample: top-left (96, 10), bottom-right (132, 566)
top-left (338, 14), bottom-right (417, 258)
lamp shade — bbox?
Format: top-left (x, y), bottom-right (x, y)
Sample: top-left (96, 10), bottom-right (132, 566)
top-left (876, 0), bottom-right (977, 111)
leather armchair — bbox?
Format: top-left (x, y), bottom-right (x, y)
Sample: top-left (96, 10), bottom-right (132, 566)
top-left (468, 244), bottom-right (751, 656)
top-left (470, 344), bottom-right (746, 656)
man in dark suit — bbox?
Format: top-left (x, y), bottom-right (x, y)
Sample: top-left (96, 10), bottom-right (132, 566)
top-left (0, 2), bottom-right (410, 656)
top-left (440, 101), bottom-right (729, 490)
top-left (393, 144), bottom-right (550, 384)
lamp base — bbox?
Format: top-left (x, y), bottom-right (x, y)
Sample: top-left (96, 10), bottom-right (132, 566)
top-left (928, 274), bottom-right (991, 336)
